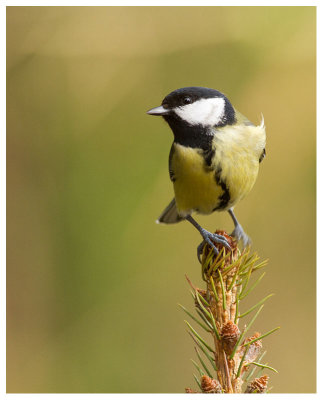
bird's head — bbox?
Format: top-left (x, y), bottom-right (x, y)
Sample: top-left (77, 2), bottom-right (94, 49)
top-left (147, 87), bottom-right (236, 128)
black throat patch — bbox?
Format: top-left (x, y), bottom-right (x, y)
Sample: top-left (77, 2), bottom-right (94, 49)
top-left (163, 115), bottom-right (213, 151)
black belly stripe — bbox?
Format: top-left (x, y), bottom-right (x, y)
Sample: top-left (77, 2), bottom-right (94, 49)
top-left (203, 147), bottom-right (215, 168)
top-left (213, 166), bottom-right (230, 211)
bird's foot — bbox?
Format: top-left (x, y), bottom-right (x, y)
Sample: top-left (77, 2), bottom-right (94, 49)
top-left (197, 229), bottom-right (231, 263)
top-left (230, 224), bottom-right (251, 248)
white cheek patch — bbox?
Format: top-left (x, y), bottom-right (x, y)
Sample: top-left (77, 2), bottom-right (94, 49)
top-left (174, 97), bottom-right (226, 127)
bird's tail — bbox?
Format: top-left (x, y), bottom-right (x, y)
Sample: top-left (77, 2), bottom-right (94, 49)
top-left (156, 198), bottom-right (184, 224)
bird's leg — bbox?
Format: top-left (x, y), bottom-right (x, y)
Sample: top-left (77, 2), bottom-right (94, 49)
top-left (186, 215), bottom-right (231, 263)
top-left (228, 208), bottom-right (251, 247)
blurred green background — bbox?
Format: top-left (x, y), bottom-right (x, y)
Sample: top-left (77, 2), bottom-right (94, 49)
top-left (7, 6), bottom-right (316, 393)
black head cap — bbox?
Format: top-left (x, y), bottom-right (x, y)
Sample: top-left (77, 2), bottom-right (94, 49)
top-left (162, 87), bottom-right (226, 108)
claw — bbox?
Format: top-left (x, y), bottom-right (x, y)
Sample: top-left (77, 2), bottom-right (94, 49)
top-left (197, 242), bottom-right (205, 264)
top-left (197, 230), bottom-right (231, 263)
top-left (231, 224), bottom-right (251, 248)
top-left (185, 215), bottom-right (232, 263)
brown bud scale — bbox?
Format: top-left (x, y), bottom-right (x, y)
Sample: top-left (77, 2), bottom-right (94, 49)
top-left (221, 320), bottom-right (240, 355)
top-left (242, 332), bottom-right (262, 364)
top-left (185, 387), bottom-right (198, 393)
top-left (245, 375), bottom-right (269, 393)
top-left (200, 375), bottom-right (222, 393)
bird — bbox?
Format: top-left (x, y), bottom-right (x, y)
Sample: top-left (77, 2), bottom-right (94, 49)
top-left (147, 87), bottom-right (266, 261)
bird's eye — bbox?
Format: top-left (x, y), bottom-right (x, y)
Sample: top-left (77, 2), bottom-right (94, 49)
top-left (183, 97), bottom-right (192, 105)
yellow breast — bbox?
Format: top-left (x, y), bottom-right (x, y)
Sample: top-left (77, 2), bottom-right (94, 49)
top-left (172, 144), bottom-right (224, 215)
top-left (171, 122), bottom-right (266, 216)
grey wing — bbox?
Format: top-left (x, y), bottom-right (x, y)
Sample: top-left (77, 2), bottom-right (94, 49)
top-left (157, 144), bottom-right (184, 224)
top-left (156, 198), bottom-right (184, 224)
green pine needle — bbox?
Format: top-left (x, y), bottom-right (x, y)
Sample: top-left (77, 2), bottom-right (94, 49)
top-left (236, 343), bottom-right (250, 378)
top-left (196, 309), bottom-right (213, 331)
top-left (239, 254), bottom-right (259, 274)
top-left (193, 373), bottom-right (202, 390)
top-left (227, 262), bottom-right (241, 291)
top-left (195, 347), bottom-right (213, 378)
top-left (188, 332), bottom-right (218, 371)
top-left (239, 261), bottom-right (255, 298)
top-left (247, 362), bottom-right (278, 373)
top-left (222, 256), bottom-right (241, 280)
top-left (209, 310), bottom-right (221, 340)
top-left (239, 272), bottom-right (266, 301)
top-left (197, 291), bottom-right (210, 307)
top-left (218, 269), bottom-right (226, 311)
top-left (243, 304), bottom-right (265, 335)
top-left (203, 246), bottom-right (216, 272)
top-left (252, 259), bottom-right (269, 272)
top-left (209, 275), bottom-right (219, 302)
top-left (238, 294), bottom-right (274, 319)
top-left (240, 259), bottom-right (268, 276)
top-left (206, 247), bottom-right (224, 275)
top-left (185, 320), bottom-right (214, 352)
top-left (234, 294), bottom-right (240, 324)
top-left (243, 327), bottom-right (280, 346)
top-left (195, 290), bottom-right (212, 320)
top-left (229, 326), bottom-right (245, 360)
top-left (178, 304), bottom-right (211, 333)
top-left (208, 248), bottom-right (231, 276)
top-left (237, 250), bottom-right (251, 273)
top-left (191, 359), bottom-right (205, 376)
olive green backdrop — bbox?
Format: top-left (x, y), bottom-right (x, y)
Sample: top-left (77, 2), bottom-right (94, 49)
top-left (7, 6), bottom-right (316, 393)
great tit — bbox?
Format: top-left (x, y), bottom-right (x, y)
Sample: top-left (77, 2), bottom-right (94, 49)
top-left (147, 87), bottom-right (266, 260)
